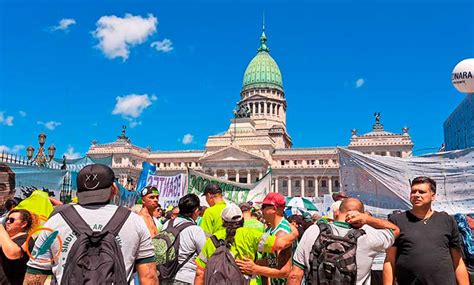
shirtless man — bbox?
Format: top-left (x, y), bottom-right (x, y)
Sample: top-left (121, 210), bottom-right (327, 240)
top-left (138, 186), bottom-right (160, 238)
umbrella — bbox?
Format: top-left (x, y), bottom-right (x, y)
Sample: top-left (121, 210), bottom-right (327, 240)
top-left (286, 197), bottom-right (318, 211)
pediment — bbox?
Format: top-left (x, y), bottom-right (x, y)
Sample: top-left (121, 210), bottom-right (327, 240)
top-left (199, 146), bottom-right (267, 163)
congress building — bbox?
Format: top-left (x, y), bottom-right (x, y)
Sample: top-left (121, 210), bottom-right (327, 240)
top-left (87, 27), bottom-right (414, 197)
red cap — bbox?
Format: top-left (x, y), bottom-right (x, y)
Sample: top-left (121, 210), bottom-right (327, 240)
top-left (258, 192), bottom-right (286, 208)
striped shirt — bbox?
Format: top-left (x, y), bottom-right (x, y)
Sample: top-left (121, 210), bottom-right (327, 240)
top-left (265, 217), bottom-right (292, 285)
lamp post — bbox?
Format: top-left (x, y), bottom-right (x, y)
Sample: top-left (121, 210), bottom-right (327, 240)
top-left (26, 132), bottom-right (56, 167)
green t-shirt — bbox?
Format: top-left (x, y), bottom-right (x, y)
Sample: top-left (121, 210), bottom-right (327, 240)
top-left (244, 219), bottom-right (265, 233)
top-left (265, 217), bottom-right (292, 285)
top-left (196, 227), bottom-right (276, 284)
top-left (200, 201), bottom-right (226, 237)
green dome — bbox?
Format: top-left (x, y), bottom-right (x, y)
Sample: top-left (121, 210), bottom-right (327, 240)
top-left (242, 31), bottom-right (283, 91)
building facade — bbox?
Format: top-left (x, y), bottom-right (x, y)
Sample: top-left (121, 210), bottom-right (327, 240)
top-left (87, 28), bottom-right (414, 197)
top-left (444, 94), bottom-right (474, 151)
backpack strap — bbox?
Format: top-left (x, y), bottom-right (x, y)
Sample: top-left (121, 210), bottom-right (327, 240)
top-left (317, 221), bottom-right (334, 236)
top-left (345, 228), bottom-right (366, 242)
top-left (58, 204), bottom-right (93, 236)
top-left (210, 235), bottom-right (222, 248)
top-left (102, 207), bottom-right (131, 236)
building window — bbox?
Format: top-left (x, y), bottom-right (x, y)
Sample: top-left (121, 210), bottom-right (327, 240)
top-left (332, 159), bottom-right (337, 164)
top-left (308, 180), bottom-right (314, 187)
top-left (381, 151), bottom-right (387, 156)
top-left (396, 151), bottom-right (402, 157)
top-left (321, 180), bottom-right (327, 187)
top-left (114, 157), bottom-right (122, 164)
top-left (281, 160), bottom-right (285, 166)
top-left (295, 180), bottom-right (301, 187)
top-left (132, 160), bottom-right (137, 167)
top-left (335, 180), bottom-right (340, 187)
top-left (282, 180), bottom-right (288, 187)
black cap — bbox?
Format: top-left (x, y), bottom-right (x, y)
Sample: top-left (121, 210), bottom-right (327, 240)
top-left (239, 202), bottom-right (252, 212)
top-left (202, 184), bottom-right (222, 196)
top-left (77, 164), bottom-right (115, 205)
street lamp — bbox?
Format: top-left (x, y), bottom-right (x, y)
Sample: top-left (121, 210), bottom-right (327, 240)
top-left (26, 132), bottom-right (56, 166)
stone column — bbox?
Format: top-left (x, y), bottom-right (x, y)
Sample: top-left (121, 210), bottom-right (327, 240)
top-left (328, 176), bottom-right (333, 194)
top-left (275, 176), bottom-right (279, 193)
top-left (258, 171), bottom-right (263, 180)
top-left (314, 176), bottom-right (319, 197)
top-left (247, 170), bottom-right (251, 184)
top-left (235, 171), bottom-right (240, 183)
top-left (301, 176), bottom-right (305, 197)
top-left (224, 170), bottom-right (228, 180)
top-left (288, 176), bottom-right (292, 197)
top-left (213, 170), bottom-right (217, 177)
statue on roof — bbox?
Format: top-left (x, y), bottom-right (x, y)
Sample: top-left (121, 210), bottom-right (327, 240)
top-left (117, 125), bottom-right (130, 142)
top-left (374, 112), bottom-right (381, 123)
top-left (233, 104), bottom-right (251, 118)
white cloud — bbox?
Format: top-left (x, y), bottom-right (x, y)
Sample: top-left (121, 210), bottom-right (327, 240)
top-left (112, 94), bottom-right (155, 118)
top-left (355, 78), bottom-right (365, 88)
top-left (129, 120), bottom-right (142, 128)
top-left (182, 134), bottom-right (194, 145)
top-left (93, 14), bottom-right (157, 60)
top-left (63, 145), bottom-right (81, 159)
top-left (0, 112), bottom-right (14, 126)
top-left (37, 121), bottom-right (62, 130)
top-left (19, 111), bottom-right (27, 117)
top-left (151, 39), bottom-right (173, 52)
top-left (51, 18), bottom-right (76, 32)
top-left (0, 144), bottom-right (25, 154)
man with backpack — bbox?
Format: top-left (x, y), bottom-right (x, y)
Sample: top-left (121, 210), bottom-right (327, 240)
top-left (156, 193), bottom-right (206, 285)
top-left (288, 198), bottom-right (399, 285)
top-left (24, 164), bottom-right (157, 285)
top-left (194, 204), bottom-right (300, 285)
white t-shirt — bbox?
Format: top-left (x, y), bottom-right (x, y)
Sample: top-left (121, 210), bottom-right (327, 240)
top-left (161, 216), bottom-right (206, 283)
top-left (27, 204), bottom-right (155, 284)
top-left (292, 221), bottom-right (395, 285)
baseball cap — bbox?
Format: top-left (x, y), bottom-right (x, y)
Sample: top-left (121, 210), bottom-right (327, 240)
top-left (77, 164), bottom-right (115, 205)
top-left (258, 192), bottom-right (286, 208)
top-left (221, 204), bottom-right (243, 222)
top-left (239, 202), bottom-right (252, 212)
top-left (202, 183), bottom-right (222, 196)
top-left (141, 186), bottom-right (159, 197)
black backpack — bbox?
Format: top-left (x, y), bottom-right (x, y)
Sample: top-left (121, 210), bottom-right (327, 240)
top-left (307, 222), bottom-right (365, 285)
top-left (57, 205), bottom-right (130, 285)
top-left (204, 236), bottom-right (249, 285)
top-left (154, 219), bottom-right (195, 281)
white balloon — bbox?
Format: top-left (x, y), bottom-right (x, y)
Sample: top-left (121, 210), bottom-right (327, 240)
top-left (452, 58), bottom-right (474, 94)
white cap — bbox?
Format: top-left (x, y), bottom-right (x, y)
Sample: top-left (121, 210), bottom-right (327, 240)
top-left (221, 204), bottom-right (243, 222)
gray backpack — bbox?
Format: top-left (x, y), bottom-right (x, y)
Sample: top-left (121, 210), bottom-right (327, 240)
top-left (307, 222), bottom-right (365, 285)
top-left (204, 236), bottom-right (249, 285)
top-left (57, 205), bottom-right (130, 285)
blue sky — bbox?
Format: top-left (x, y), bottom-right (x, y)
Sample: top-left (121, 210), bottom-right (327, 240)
top-left (1, 0), bottom-right (473, 159)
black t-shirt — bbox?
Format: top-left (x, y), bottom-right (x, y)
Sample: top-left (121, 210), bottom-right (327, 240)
top-left (0, 234), bottom-right (35, 285)
top-left (389, 211), bottom-right (461, 285)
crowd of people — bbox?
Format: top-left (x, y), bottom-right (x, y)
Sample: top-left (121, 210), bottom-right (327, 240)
top-left (0, 162), bottom-right (472, 284)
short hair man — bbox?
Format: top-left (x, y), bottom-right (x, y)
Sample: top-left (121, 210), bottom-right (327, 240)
top-left (383, 176), bottom-right (469, 285)
top-left (139, 185), bottom-right (160, 238)
top-left (240, 202), bottom-right (265, 232)
top-left (24, 164), bottom-right (157, 285)
top-left (288, 198), bottom-right (400, 285)
top-left (237, 192), bottom-right (293, 285)
top-left (200, 184), bottom-right (226, 237)
top-left (161, 194), bottom-right (206, 285)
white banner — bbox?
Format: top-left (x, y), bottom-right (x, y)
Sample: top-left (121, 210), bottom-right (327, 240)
top-left (146, 174), bottom-right (187, 209)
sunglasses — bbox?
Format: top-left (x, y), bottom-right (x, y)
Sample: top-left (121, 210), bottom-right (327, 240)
top-left (6, 217), bottom-right (19, 224)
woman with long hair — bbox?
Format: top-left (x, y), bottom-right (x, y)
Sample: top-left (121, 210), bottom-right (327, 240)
top-left (0, 209), bottom-right (36, 285)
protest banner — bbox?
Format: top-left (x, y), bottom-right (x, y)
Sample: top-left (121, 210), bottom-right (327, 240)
top-left (187, 169), bottom-right (271, 205)
top-left (146, 174), bottom-right (187, 209)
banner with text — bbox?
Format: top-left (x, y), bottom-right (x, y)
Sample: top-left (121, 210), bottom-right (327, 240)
top-left (187, 169), bottom-right (271, 205)
top-left (146, 174), bottom-right (187, 209)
